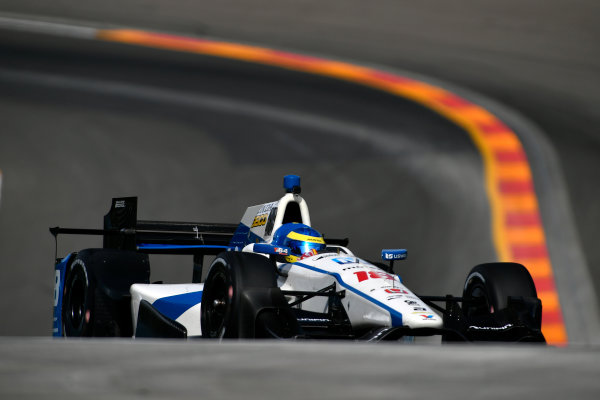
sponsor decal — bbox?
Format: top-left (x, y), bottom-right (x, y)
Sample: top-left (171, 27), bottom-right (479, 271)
top-left (299, 249), bottom-right (318, 260)
top-left (413, 307), bottom-right (427, 311)
top-left (53, 270), bottom-right (61, 307)
top-left (386, 295), bottom-right (404, 301)
top-left (251, 202), bottom-right (279, 228)
top-left (251, 213), bottom-right (268, 228)
top-left (333, 257), bottom-right (361, 265)
top-left (287, 231), bottom-right (325, 244)
top-left (383, 252), bottom-right (407, 260)
top-left (306, 236), bottom-right (325, 243)
top-left (274, 247), bottom-right (288, 255)
top-left (411, 312), bottom-right (435, 320)
top-left (354, 270), bottom-right (397, 283)
top-left (342, 265), bottom-right (363, 271)
top-left (384, 288), bottom-right (409, 294)
top-left (468, 324), bottom-right (513, 331)
top-left (258, 201), bottom-right (278, 214)
top-left (404, 300), bottom-right (418, 306)
top-left (115, 200), bottom-right (125, 208)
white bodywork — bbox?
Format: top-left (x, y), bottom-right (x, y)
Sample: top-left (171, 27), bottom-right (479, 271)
top-left (277, 252), bottom-right (442, 330)
top-left (130, 283), bottom-right (204, 337)
top-left (129, 191), bottom-right (442, 336)
top-left (236, 192), bottom-right (310, 243)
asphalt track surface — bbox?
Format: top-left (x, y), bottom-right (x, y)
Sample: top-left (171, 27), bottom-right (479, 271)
top-left (0, 338), bottom-right (598, 400)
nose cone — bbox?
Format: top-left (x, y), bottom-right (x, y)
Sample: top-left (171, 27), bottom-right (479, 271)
top-left (403, 311), bottom-right (443, 329)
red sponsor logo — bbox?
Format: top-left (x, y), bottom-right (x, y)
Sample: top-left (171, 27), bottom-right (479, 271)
top-left (354, 271), bottom-right (396, 283)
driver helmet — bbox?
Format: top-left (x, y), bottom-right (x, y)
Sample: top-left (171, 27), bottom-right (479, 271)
top-left (272, 223), bottom-right (326, 263)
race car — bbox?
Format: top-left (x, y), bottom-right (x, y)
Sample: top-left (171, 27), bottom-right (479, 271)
top-left (51, 175), bottom-right (545, 342)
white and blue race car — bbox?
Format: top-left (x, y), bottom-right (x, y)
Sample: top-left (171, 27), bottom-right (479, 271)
top-left (52, 175), bottom-right (545, 342)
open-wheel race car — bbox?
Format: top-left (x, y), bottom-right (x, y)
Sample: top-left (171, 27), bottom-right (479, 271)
top-left (51, 175), bottom-right (545, 342)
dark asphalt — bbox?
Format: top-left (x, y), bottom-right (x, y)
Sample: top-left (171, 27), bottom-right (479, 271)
top-left (1, 338), bottom-right (599, 400)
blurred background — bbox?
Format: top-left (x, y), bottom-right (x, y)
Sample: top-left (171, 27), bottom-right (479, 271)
top-left (0, 0), bottom-right (598, 341)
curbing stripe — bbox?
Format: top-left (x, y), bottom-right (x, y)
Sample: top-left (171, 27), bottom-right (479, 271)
top-left (94, 28), bottom-right (568, 344)
top-left (502, 196), bottom-right (538, 213)
top-left (506, 212), bottom-right (542, 227)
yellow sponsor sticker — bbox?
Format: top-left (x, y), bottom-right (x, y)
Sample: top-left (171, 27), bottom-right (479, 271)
top-left (251, 213), bottom-right (268, 228)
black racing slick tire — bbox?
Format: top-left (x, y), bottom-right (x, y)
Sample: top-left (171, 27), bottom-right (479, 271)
top-left (462, 262), bottom-right (537, 317)
top-left (62, 258), bottom-right (94, 336)
top-left (459, 262), bottom-right (545, 342)
top-left (200, 252), bottom-right (299, 339)
top-left (62, 249), bottom-right (150, 337)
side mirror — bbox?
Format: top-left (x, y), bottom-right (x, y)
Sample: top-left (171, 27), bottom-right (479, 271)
top-left (381, 249), bottom-right (407, 273)
top-left (253, 243), bottom-right (292, 257)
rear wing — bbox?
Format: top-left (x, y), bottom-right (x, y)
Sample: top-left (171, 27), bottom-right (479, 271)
top-left (50, 195), bottom-right (349, 256)
top-left (50, 197), bottom-right (238, 256)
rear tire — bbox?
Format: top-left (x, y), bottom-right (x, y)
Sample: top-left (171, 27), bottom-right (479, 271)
top-left (62, 249), bottom-right (149, 337)
top-left (62, 259), bottom-right (94, 336)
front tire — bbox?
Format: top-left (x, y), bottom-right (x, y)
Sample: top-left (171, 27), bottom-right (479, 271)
top-left (459, 262), bottom-right (544, 342)
top-left (200, 259), bottom-right (237, 338)
top-left (463, 262), bottom-right (537, 317)
top-left (200, 252), bottom-right (298, 338)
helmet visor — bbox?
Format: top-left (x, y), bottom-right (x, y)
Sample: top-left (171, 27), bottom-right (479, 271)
top-left (288, 240), bottom-right (325, 257)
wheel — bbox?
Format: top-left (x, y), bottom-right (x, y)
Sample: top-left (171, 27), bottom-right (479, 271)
top-left (463, 262), bottom-right (537, 318)
top-left (200, 252), bottom-right (276, 338)
top-left (201, 252), bottom-right (296, 338)
top-left (62, 258), bottom-right (94, 336)
top-left (62, 249), bottom-right (149, 337)
top-left (201, 260), bottom-right (235, 338)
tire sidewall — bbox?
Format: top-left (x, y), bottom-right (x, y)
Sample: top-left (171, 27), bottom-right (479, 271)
top-left (200, 252), bottom-right (277, 338)
top-left (463, 262), bottom-right (537, 313)
top-left (201, 256), bottom-right (240, 338)
top-left (62, 259), bottom-right (94, 336)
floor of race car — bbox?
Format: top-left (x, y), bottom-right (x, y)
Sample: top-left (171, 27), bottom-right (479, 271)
top-left (1, 338), bottom-right (597, 399)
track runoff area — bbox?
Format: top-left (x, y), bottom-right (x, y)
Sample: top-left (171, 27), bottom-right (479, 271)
top-left (2, 16), bottom-right (567, 344)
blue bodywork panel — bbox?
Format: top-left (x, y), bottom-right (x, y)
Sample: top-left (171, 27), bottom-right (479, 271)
top-left (229, 222), bottom-right (265, 249)
top-left (381, 249), bottom-right (408, 261)
top-left (152, 291), bottom-right (204, 321)
top-left (52, 253), bottom-right (73, 337)
top-left (137, 244), bottom-right (232, 251)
